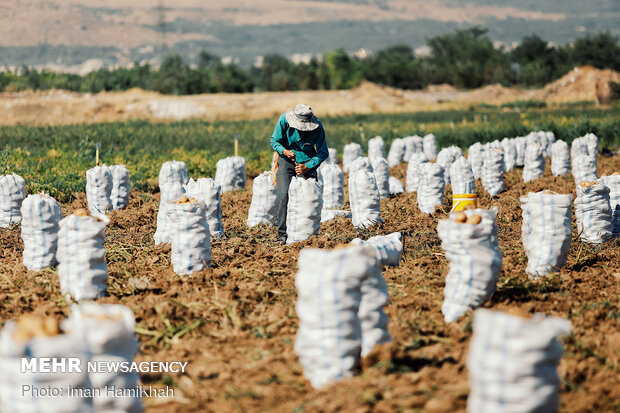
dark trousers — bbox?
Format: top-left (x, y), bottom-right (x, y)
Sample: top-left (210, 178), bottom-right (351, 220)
top-left (276, 157), bottom-right (317, 237)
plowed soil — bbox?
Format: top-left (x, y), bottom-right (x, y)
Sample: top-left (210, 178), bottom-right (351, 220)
top-left (0, 155), bottom-right (618, 413)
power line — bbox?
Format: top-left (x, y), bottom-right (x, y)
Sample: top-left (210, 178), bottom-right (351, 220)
top-left (157, 0), bottom-right (167, 57)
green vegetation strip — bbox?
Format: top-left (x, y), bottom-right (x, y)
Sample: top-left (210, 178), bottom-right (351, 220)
top-left (1, 107), bottom-right (618, 202)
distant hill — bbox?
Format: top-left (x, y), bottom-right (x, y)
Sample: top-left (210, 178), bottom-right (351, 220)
top-left (1, 0), bottom-right (618, 70)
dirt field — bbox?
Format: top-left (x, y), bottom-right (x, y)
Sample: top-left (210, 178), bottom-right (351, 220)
top-left (0, 154), bottom-right (618, 412)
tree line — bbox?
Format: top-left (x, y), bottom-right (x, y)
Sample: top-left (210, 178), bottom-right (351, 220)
top-left (1, 28), bottom-right (618, 95)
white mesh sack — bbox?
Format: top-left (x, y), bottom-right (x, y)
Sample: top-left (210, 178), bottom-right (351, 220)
top-left (20, 193), bottom-right (63, 271)
top-left (528, 131), bottom-right (553, 158)
top-left (388, 176), bottom-right (404, 195)
top-left (570, 135), bottom-right (586, 161)
top-left (154, 182), bottom-right (185, 245)
top-left (581, 133), bottom-right (599, 158)
top-left (525, 131), bottom-right (541, 148)
top-left (467, 142), bottom-right (484, 180)
top-left (184, 177), bottom-right (224, 237)
top-left (403, 135), bottom-right (423, 162)
top-left (349, 169), bottom-right (383, 228)
top-left (423, 133), bottom-right (438, 162)
top-left (327, 148), bottom-right (338, 165)
top-left (168, 199), bottom-right (211, 274)
top-left (484, 139), bottom-right (502, 151)
top-left (108, 165), bottom-right (130, 210)
top-left (387, 138), bottom-right (406, 167)
top-left (158, 160), bottom-right (189, 189)
top-left (402, 136), bottom-right (413, 161)
top-left (343, 143), bottom-right (363, 173)
top-left (350, 232), bottom-right (403, 267)
top-left (294, 245), bottom-right (389, 388)
top-left (358, 262), bottom-right (392, 358)
top-left (571, 153), bottom-right (598, 183)
top-left (318, 163), bottom-right (345, 209)
top-left (418, 162), bottom-right (445, 214)
top-left (0, 320), bottom-right (93, 413)
top-left (86, 165), bottom-right (112, 215)
top-left (246, 172), bottom-right (278, 227)
top-left (570, 134), bottom-right (598, 182)
top-left (438, 210), bottom-right (502, 322)
top-left (550, 140), bottom-right (570, 176)
top-left (575, 180), bottom-right (613, 244)
top-left (286, 177), bottom-right (323, 244)
top-left (449, 156), bottom-right (475, 195)
top-left (406, 152), bottom-right (428, 193)
top-left (0, 173), bottom-right (26, 228)
top-left (436, 146), bottom-right (463, 185)
top-left (367, 136), bottom-right (386, 159)
top-left (467, 309), bottom-right (572, 413)
top-left (462, 207), bottom-right (500, 248)
top-left (514, 136), bottom-right (527, 167)
top-left (481, 149), bottom-right (505, 196)
top-left (501, 138), bottom-right (517, 172)
top-left (57, 213), bottom-right (109, 301)
top-left (215, 156), bottom-right (246, 193)
top-left (522, 143), bottom-right (545, 182)
top-left (370, 156), bottom-right (390, 199)
top-left (348, 156), bottom-right (372, 177)
top-left (521, 191), bottom-right (572, 277)
top-left (601, 174), bottom-right (620, 236)
top-left (66, 303), bottom-right (142, 413)
top-left (542, 131), bottom-right (556, 157)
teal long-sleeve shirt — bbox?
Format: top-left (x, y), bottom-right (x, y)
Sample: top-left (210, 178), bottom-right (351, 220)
top-left (270, 113), bottom-right (329, 170)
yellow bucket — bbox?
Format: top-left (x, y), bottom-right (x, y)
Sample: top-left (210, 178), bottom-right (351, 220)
top-left (451, 193), bottom-right (478, 212)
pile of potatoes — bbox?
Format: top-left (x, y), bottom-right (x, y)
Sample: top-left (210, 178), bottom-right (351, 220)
top-left (12, 314), bottom-right (62, 342)
top-left (453, 211), bottom-right (482, 225)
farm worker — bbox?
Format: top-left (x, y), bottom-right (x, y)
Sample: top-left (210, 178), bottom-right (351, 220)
top-left (271, 103), bottom-right (329, 243)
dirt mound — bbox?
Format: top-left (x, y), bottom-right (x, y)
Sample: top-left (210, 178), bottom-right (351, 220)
top-left (534, 65), bottom-right (620, 104)
top-left (425, 84), bottom-right (458, 93)
top-left (467, 83), bottom-right (531, 102)
top-left (352, 80), bottom-right (404, 98)
top-left (0, 66), bottom-right (618, 126)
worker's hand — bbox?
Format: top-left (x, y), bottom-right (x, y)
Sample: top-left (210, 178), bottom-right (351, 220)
top-left (282, 149), bottom-right (295, 161)
top-left (295, 163), bottom-right (309, 175)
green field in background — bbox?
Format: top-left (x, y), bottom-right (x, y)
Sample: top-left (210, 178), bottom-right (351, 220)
top-left (1, 106), bottom-right (619, 202)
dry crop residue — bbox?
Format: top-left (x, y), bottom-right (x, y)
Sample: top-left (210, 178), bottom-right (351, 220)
top-left (0, 155), bottom-right (618, 412)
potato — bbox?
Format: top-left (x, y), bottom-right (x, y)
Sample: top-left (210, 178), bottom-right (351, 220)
top-left (176, 195), bottom-right (198, 204)
top-left (454, 212), bottom-right (467, 223)
top-left (13, 314), bottom-right (62, 343)
top-left (84, 313), bottom-right (123, 321)
top-left (43, 317), bottom-right (61, 336)
top-left (506, 307), bottom-right (532, 319)
top-left (73, 208), bottom-right (89, 216)
top-left (176, 195), bottom-right (190, 204)
top-left (466, 214), bottom-right (482, 225)
top-left (463, 204), bottom-right (476, 211)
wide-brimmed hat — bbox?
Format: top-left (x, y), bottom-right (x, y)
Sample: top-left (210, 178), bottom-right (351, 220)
top-left (285, 104), bottom-right (319, 131)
